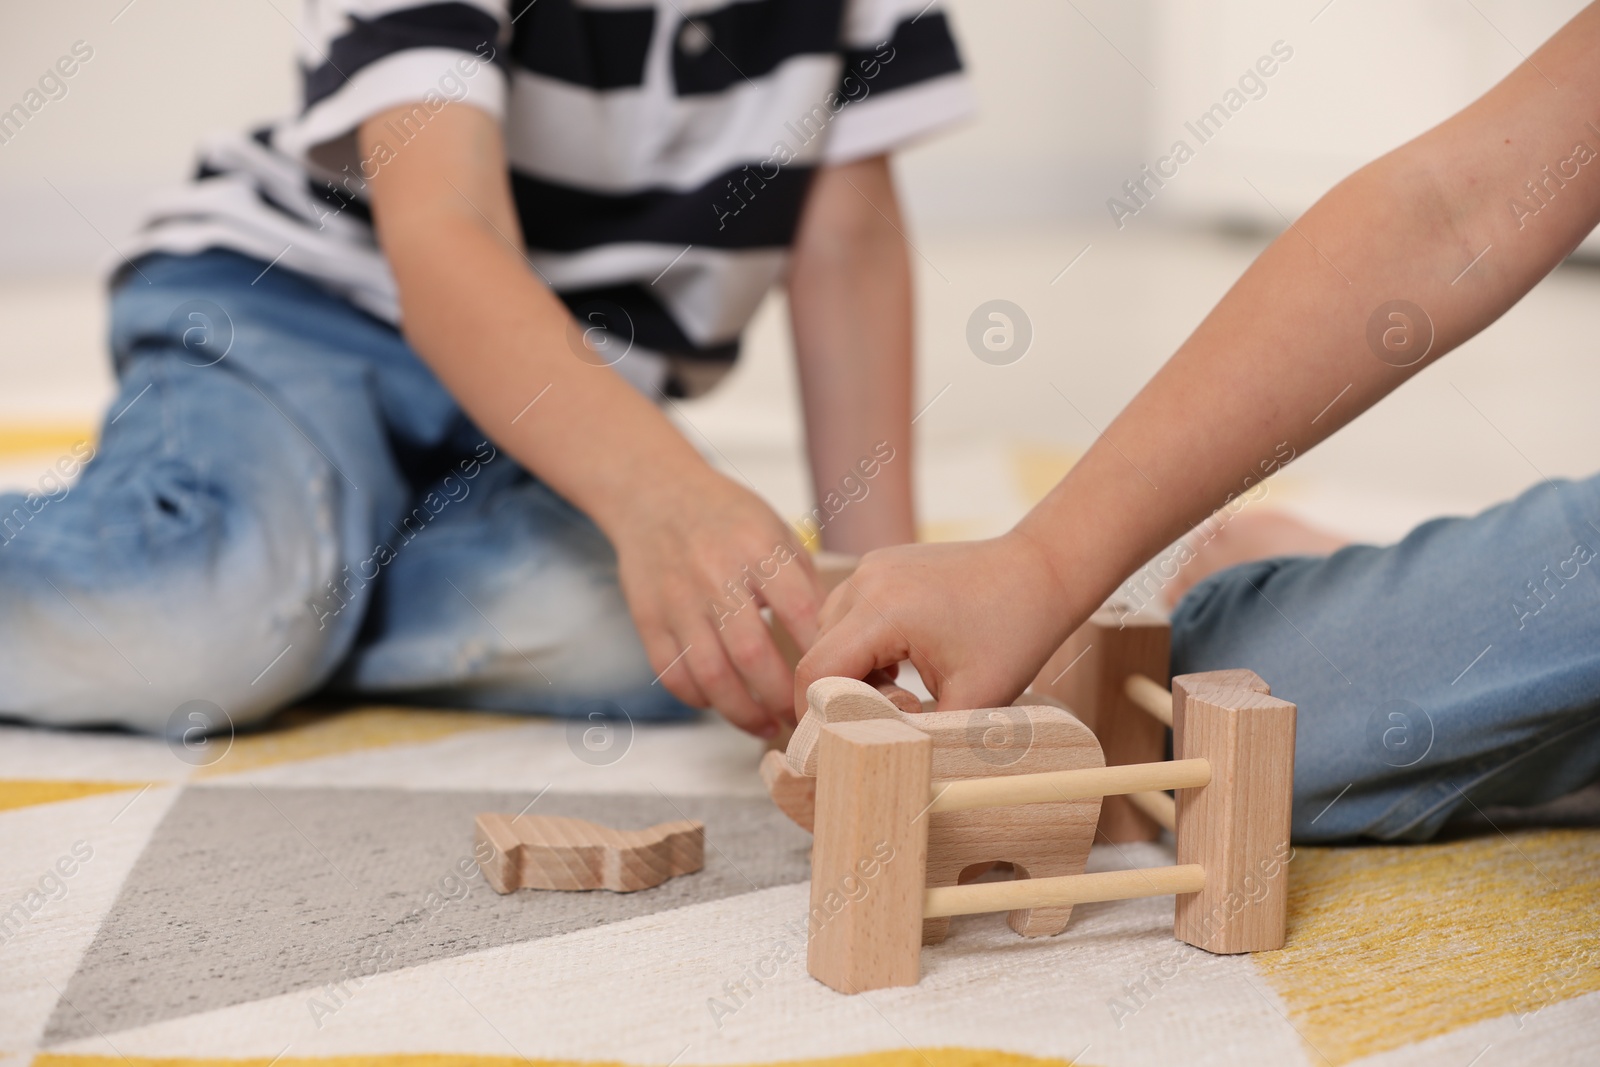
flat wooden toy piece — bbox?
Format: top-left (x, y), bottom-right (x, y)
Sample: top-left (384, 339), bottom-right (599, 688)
top-left (475, 813), bottom-right (704, 894)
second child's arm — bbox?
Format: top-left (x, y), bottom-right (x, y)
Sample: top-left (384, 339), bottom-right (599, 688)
top-left (361, 103), bottom-right (823, 735)
top-left (798, 4), bottom-right (1600, 711)
top-left (787, 155), bottom-right (917, 553)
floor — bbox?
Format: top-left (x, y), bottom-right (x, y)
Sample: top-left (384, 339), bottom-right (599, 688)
top-left (2, 703), bottom-right (1597, 1067)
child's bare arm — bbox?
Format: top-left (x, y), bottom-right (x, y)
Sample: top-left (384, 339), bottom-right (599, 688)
top-left (787, 155), bottom-right (916, 553)
top-left (798, 3), bottom-right (1600, 712)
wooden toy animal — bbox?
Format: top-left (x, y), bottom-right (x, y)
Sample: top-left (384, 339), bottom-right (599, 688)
top-left (782, 677), bottom-right (1106, 943)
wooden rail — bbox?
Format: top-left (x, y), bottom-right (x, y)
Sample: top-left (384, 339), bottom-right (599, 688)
top-left (927, 758), bottom-right (1210, 814)
top-left (924, 863), bottom-right (1206, 918)
top-left (1124, 673), bottom-right (1174, 727)
top-left (1126, 788), bottom-right (1176, 830)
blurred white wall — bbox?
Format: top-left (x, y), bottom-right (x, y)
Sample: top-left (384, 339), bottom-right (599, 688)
top-left (897, 0), bottom-right (1153, 229)
top-left (0, 0), bottom-right (1152, 274)
top-left (0, 0), bottom-right (297, 273)
top-left (2, 1), bottom-right (1594, 268)
top-left (1136, 0), bottom-right (1594, 245)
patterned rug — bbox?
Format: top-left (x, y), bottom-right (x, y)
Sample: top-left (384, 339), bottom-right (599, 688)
top-left (2, 704), bottom-right (1596, 1067)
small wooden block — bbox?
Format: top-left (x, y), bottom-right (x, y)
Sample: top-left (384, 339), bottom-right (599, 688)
top-left (808, 717), bottom-right (932, 993)
top-left (475, 813), bottom-right (704, 894)
top-left (1031, 602), bottom-right (1172, 843)
top-left (1172, 679), bottom-right (1296, 953)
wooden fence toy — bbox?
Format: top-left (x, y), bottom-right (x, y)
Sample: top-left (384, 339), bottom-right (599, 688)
top-left (788, 672), bottom-right (1295, 994)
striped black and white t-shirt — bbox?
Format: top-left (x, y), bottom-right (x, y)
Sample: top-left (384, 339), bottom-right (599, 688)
top-left (127, 0), bottom-right (974, 395)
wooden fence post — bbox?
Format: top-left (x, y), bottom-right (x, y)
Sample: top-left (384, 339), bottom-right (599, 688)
top-left (1172, 679), bottom-right (1296, 953)
top-left (807, 718), bottom-right (932, 992)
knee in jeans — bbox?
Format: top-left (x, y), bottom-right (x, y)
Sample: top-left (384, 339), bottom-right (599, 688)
top-left (0, 565), bottom-right (338, 734)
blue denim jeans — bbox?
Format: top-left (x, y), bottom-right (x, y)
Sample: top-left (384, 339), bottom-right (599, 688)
top-left (1173, 476), bottom-right (1600, 842)
top-left (0, 250), bottom-right (693, 731)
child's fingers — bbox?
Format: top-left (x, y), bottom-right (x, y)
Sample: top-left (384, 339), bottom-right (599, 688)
top-left (759, 553), bottom-right (826, 656)
top-left (922, 650), bottom-right (1021, 714)
top-left (816, 577), bottom-right (861, 633)
top-left (640, 621), bottom-right (709, 710)
top-left (793, 608), bottom-right (909, 718)
top-left (872, 678), bottom-right (923, 714)
top-left (682, 621), bottom-right (777, 736)
top-left (715, 604), bottom-right (797, 724)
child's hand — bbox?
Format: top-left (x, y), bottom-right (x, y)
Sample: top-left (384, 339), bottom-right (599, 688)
top-left (794, 532), bottom-right (1075, 716)
top-left (612, 467), bottom-right (824, 737)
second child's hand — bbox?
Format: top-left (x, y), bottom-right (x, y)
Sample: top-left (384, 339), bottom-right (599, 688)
top-left (795, 4), bottom-right (1600, 718)
top-left (796, 532), bottom-right (1075, 714)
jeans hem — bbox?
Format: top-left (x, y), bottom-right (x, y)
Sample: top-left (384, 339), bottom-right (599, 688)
top-left (1366, 709), bottom-right (1600, 840)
